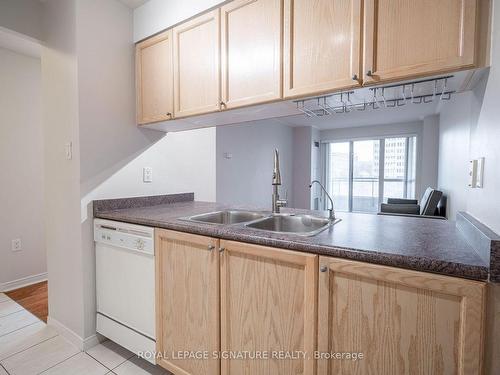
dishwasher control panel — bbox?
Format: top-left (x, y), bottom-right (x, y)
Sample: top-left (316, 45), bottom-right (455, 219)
top-left (94, 219), bottom-right (154, 255)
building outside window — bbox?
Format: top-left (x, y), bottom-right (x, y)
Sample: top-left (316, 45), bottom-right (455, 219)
top-left (324, 136), bottom-right (417, 213)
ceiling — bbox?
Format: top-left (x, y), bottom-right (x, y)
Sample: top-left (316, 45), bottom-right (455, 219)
top-left (0, 27), bottom-right (41, 58)
top-left (117, 0), bottom-right (148, 9)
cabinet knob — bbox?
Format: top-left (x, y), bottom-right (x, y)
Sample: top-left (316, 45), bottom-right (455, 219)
top-left (166, 112), bottom-right (172, 118)
top-left (320, 265), bottom-right (328, 273)
top-left (352, 74), bottom-right (358, 81)
top-left (219, 247), bottom-right (225, 253)
top-left (366, 70), bottom-right (373, 77)
top-left (208, 245), bottom-right (215, 251)
top-left (220, 101), bottom-right (226, 108)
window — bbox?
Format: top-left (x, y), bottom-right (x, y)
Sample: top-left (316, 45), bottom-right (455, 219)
top-left (352, 140), bottom-right (380, 212)
top-left (325, 136), bottom-right (417, 213)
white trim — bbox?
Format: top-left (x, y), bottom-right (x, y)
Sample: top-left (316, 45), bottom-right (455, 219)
top-left (83, 334), bottom-right (103, 351)
top-left (322, 132), bottom-right (419, 144)
top-left (0, 272), bottom-right (48, 292)
top-left (47, 316), bottom-right (103, 351)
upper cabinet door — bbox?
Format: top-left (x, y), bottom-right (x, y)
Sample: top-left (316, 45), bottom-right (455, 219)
top-left (363, 0), bottom-right (478, 84)
top-left (173, 10), bottom-right (221, 118)
top-left (221, 0), bottom-right (282, 109)
top-left (136, 30), bottom-right (173, 125)
top-left (283, 0), bottom-right (362, 99)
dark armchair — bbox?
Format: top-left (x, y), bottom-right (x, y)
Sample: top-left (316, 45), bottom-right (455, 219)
top-left (378, 188), bottom-right (445, 219)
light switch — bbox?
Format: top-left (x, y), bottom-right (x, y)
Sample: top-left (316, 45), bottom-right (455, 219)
top-left (476, 157), bottom-right (485, 188)
top-left (65, 142), bottom-right (72, 160)
top-left (469, 158), bottom-right (485, 188)
top-left (143, 167), bottom-right (153, 183)
top-left (468, 160), bottom-right (478, 188)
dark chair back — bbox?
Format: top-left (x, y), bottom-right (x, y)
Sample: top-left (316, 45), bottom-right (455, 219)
top-left (420, 188), bottom-right (443, 216)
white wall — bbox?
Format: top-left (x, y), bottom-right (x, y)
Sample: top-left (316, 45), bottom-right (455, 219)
top-left (216, 121), bottom-right (293, 208)
top-left (310, 127), bottom-right (321, 209)
top-left (43, 0), bottom-right (217, 343)
top-left (133, 0), bottom-right (225, 42)
top-left (438, 92), bottom-right (473, 220)
top-left (0, 0), bottom-right (43, 41)
top-left (466, 0), bottom-right (500, 233)
top-left (42, 0), bottom-right (85, 340)
top-left (83, 130), bottom-right (216, 205)
top-left (437, 0), bottom-right (500, 232)
top-left (0, 47), bottom-right (46, 288)
top-left (421, 115), bottom-right (440, 192)
top-left (292, 127), bottom-right (313, 209)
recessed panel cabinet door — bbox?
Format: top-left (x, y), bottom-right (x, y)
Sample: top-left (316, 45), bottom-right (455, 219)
top-left (284, 0), bottom-right (362, 98)
top-left (363, 0), bottom-right (478, 84)
top-left (173, 10), bottom-right (221, 118)
top-left (317, 256), bottom-right (486, 375)
top-left (155, 229), bottom-right (220, 375)
top-left (221, 0), bottom-right (282, 109)
top-left (136, 30), bottom-right (173, 124)
top-left (220, 240), bottom-right (318, 375)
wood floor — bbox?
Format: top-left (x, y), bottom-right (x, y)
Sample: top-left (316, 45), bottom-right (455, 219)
top-left (5, 281), bottom-right (48, 322)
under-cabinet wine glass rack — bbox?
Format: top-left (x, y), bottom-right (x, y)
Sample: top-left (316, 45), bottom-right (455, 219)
top-left (294, 75), bottom-right (455, 117)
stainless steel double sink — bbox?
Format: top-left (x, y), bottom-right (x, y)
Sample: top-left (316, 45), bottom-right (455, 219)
top-left (183, 209), bottom-right (339, 236)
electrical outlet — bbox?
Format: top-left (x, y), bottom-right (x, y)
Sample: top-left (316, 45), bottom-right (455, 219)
top-left (11, 239), bottom-right (22, 252)
top-left (143, 167), bottom-right (153, 183)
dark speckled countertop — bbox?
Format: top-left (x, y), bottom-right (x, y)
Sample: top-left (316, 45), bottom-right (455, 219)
top-left (94, 198), bottom-right (492, 281)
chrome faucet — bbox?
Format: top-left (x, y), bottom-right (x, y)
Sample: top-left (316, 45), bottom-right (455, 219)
top-left (272, 149), bottom-right (287, 214)
top-left (309, 180), bottom-right (335, 221)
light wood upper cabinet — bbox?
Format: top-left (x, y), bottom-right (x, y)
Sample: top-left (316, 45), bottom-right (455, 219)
top-left (318, 256), bottom-right (486, 375)
top-left (220, 240), bottom-right (318, 375)
top-left (155, 229), bottom-right (220, 375)
top-left (363, 0), bottom-right (479, 84)
top-left (221, 0), bottom-right (283, 109)
top-left (136, 30), bottom-right (173, 125)
top-left (136, 0), bottom-right (490, 125)
top-left (173, 10), bottom-right (221, 118)
top-left (283, 0), bottom-right (362, 98)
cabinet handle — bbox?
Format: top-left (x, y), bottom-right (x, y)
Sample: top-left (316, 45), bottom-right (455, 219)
top-left (219, 247), bottom-right (225, 253)
top-left (320, 265), bottom-right (328, 273)
top-left (208, 245), bottom-right (215, 251)
top-left (352, 74), bottom-right (358, 81)
top-left (366, 70), bottom-right (373, 77)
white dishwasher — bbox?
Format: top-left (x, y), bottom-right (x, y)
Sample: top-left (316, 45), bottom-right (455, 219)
top-left (94, 219), bottom-right (156, 364)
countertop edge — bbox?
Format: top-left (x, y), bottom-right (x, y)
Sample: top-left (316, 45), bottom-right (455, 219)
top-left (94, 211), bottom-right (490, 282)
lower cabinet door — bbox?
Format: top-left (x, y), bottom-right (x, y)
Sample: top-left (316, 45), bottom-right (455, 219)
top-left (220, 240), bottom-right (318, 375)
top-left (318, 256), bottom-right (486, 375)
top-left (155, 229), bottom-right (220, 375)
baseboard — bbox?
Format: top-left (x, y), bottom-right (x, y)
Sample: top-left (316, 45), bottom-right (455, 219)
top-left (47, 316), bottom-right (104, 351)
top-left (0, 272), bottom-right (48, 292)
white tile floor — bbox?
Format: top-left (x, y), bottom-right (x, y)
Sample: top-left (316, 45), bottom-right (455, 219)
top-left (0, 293), bottom-right (172, 375)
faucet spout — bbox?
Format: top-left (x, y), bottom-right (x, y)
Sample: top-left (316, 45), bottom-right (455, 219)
top-left (272, 149), bottom-right (287, 213)
top-left (310, 180), bottom-right (335, 220)
top-left (272, 148), bottom-right (281, 185)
